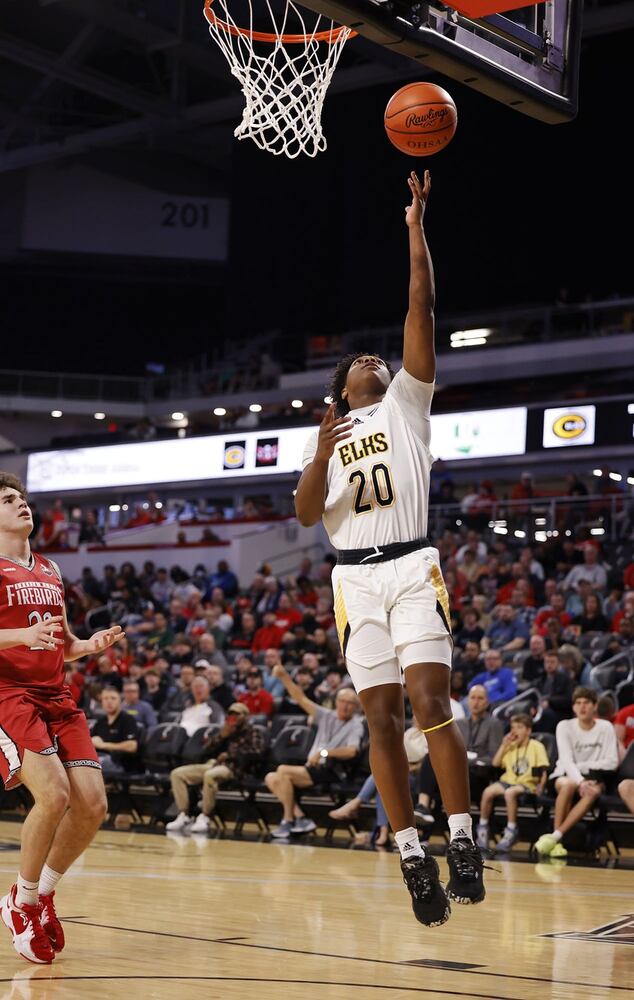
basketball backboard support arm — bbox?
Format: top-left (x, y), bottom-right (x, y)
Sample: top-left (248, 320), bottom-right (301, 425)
top-left (298, 0), bottom-right (582, 121)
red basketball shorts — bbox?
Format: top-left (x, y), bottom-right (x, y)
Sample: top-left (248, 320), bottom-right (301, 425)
top-left (0, 687), bottom-right (100, 790)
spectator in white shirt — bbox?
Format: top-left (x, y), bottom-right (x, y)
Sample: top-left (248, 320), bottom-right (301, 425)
top-left (178, 676), bottom-right (225, 736)
top-left (563, 545), bottom-right (608, 593)
top-left (535, 686), bottom-right (618, 857)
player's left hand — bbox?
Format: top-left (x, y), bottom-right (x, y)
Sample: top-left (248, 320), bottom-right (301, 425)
top-left (84, 625), bottom-right (125, 654)
top-left (307, 753), bottom-right (322, 767)
top-left (405, 169), bottom-right (431, 227)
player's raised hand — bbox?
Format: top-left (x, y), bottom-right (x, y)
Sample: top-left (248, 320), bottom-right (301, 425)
top-left (405, 169), bottom-right (431, 227)
top-left (23, 615), bottom-right (64, 651)
top-left (84, 625), bottom-right (125, 654)
top-left (315, 404), bottom-right (353, 462)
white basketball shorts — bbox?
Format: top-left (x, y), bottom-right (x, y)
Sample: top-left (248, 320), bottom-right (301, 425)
top-left (332, 547), bottom-right (452, 695)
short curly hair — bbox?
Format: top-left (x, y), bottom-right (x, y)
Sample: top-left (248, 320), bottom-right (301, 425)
top-left (326, 352), bottom-right (395, 418)
top-left (0, 472), bottom-right (26, 497)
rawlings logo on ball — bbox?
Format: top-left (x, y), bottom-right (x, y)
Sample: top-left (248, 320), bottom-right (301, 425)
top-left (405, 108), bottom-right (451, 129)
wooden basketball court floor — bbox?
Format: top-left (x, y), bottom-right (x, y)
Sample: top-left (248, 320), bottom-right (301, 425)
top-left (0, 820), bottom-right (633, 1000)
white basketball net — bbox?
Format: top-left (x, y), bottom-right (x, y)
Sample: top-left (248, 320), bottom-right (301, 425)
top-left (203, 0), bottom-right (354, 158)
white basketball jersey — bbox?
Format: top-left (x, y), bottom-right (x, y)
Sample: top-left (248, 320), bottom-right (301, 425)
top-left (302, 367), bottom-right (435, 550)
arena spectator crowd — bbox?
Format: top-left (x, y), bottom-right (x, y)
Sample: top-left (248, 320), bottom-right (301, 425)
top-left (50, 520), bottom-right (634, 850)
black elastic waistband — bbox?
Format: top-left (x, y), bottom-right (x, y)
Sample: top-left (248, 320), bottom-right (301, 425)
top-left (336, 537), bottom-right (431, 566)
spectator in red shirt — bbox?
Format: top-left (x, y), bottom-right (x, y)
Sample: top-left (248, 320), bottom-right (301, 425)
top-left (274, 592), bottom-right (304, 631)
top-left (624, 564), bottom-right (634, 590)
top-left (238, 668), bottom-right (274, 717)
top-left (230, 611), bottom-right (258, 650)
top-left (496, 563), bottom-right (536, 606)
top-left (615, 703), bottom-right (634, 751)
top-left (252, 611), bottom-right (286, 652)
top-left (611, 592), bottom-right (634, 632)
top-left (535, 592), bottom-right (572, 635)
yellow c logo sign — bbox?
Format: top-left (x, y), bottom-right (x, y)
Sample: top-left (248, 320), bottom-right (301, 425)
top-left (552, 414), bottom-right (586, 439)
top-left (224, 446), bottom-right (245, 467)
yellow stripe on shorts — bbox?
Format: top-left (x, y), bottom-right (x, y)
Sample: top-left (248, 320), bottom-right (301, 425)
top-left (333, 581), bottom-right (351, 656)
top-left (429, 563), bottom-right (452, 635)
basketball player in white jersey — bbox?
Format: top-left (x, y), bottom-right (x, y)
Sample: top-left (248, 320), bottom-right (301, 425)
top-left (296, 171), bottom-right (484, 927)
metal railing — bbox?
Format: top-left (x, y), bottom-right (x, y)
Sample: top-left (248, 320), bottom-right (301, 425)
top-left (427, 492), bottom-right (634, 544)
top-left (2, 296), bottom-right (633, 404)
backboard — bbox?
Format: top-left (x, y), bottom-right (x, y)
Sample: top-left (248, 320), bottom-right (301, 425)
top-left (298, 0), bottom-right (582, 121)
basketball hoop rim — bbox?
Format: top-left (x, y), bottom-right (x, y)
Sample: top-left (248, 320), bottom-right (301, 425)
top-left (203, 0), bottom-right (356, 44)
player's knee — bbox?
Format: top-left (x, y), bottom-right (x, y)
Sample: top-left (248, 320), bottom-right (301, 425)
top-left (264, 770), bottom-right (278, 790)
top-left (87, 787), bottom-right (108, 825)
top-left (413, 692), bottom-right (451, 730)
top-left (41, 779), bottom-right (71, 817)
top-left (365, 708), bottom-right (403, 745)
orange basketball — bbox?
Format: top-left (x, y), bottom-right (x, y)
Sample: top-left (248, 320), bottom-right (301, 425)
top-left (384, 82), bottom-right (457, 156)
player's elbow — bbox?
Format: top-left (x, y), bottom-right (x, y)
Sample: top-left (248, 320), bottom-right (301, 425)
top-left (294, 501), bottom-right (321, 527)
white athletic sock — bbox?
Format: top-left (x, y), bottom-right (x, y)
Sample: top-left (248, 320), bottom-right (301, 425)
top-left (478, 819), bottom-right (489, 829)
top-left (507, 822), bottom-right (518, 831)
top-left (448, 813), bottom-right (473, 843)
top-left (395, 827), bottom-right (424, 860)
top-left (551, 829), bottom-right (563, 843)
top-left (16, 875), bottom-right (39, 909)
top-left (39, 864), bottom-right (63, 898)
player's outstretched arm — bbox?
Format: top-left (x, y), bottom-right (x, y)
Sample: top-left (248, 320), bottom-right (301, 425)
top-left (295, 404), bottom-right (352, 526)
top-left (403, 169), bottom-right (435, 383)
top-left (60, 603), bottom-right (125, 663)
top-left (272, 663), bottom-right (318, 717)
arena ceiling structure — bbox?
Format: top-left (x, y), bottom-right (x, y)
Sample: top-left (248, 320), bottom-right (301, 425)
top-left (1, 0), bottom-right (633, 178)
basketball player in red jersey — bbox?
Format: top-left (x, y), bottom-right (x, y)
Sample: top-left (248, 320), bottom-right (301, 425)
top-left (0, 473), bottom-right (124, 964)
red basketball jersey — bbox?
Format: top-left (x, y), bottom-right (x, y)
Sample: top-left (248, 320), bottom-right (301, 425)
top-left (0, 553), bottom-right (66, 691)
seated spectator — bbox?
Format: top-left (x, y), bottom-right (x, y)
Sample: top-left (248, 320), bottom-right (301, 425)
top-left (204, 663), bottom-right (235, 712)
top-left (178, 676), bottom-right (225, 735)
top-left (454, 608), bottom-right (484, 649)
top-left (195, 632), bottom-right (228, 674)
top-left (536, 649), bottom-right (573, 731)
top-left (207, 559), bottom-right (239, 599)
top-left (230, 611), bottom-right (257, 650)
top-left (483, 605), bottom-right (529, 654)
top-left (79, 509), bottom-right (104, 545)
top-left (121, 679), bottom-right (157, 728)
top-left (452, 640), bottom-right (482, 682)
top-left (252, 611), bottom-right (286, 653)
top-left (611, 591), bottom-right (634, 632)
top-left (563, 544), bottom-right (608, 594)
top-left (93, 654), bottom-right (123, 692)
top-left (415, 686), bottom-right (500, 824)
top-left (278, 666), bottom-right (315, 715)
top-left (160, 664), bottom-right (195, 719)
top-left (282, 624), bottom-right (317, 666)
top-left (313, 668), bottom-right (346, 709)
top-left (253, 576), bottom-right (282, 616)
top-left (64, 665), bottom-right (85, 707)
top-left (468, 649), bottom-right (517, 706)
top-left (615, 702), bottom-right (634, 753)
top-left (145, 612), bottom-right (174, 651)
top-left (166, 703), bottom-right (265, 833)
top-left (600, 617), bottom-right (634, 662)
top-left (150, 567), bottom-right (173, 608)
top-left (91, 688), bottom-right (141, 775)
top-left (476, 713), bottom-right (550, 852)
top-left (535, 687), bottom-right (619, 857)
top-left (573, 593), bottom-right (610, 633)
top-left (232, 654), bottom-right (254, 695)
top-left (259, 648), bottom-right (286, 698)
top-left (534, 592), bottom-right (571, 635)
top-left (265, 665), bottom-right (364, 838)
top-left (237, 667), bottom-right (275, 717)
top-left (274, 593), bottom-right (303, 631)
top-left (522, 634), bottom-right (546, 686)
top-left (142, 669), bottom-right (170, 712)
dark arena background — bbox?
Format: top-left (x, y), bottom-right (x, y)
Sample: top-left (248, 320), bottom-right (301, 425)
top-left (0, 1), bottom-right (633, 997)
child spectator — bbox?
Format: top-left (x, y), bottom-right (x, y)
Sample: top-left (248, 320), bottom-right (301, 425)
top-left (476, 713), bottom-right (550, 852)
